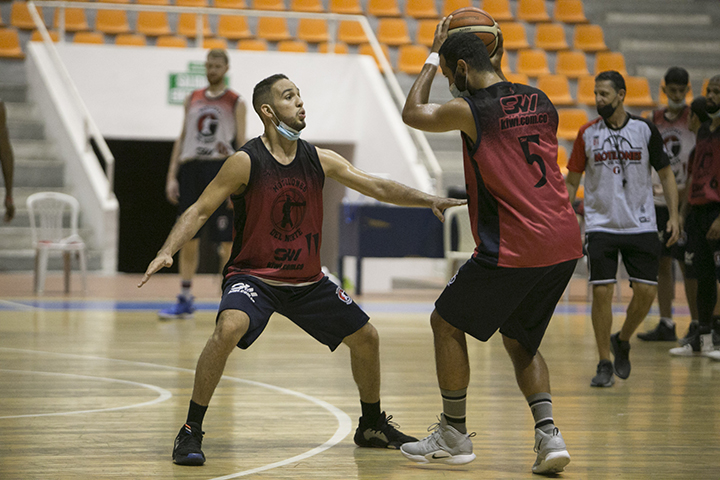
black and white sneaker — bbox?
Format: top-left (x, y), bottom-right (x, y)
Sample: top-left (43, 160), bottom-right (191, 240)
top-left (173, 422), bottom-right (206, 466)
top-left (590, 360), bottom-right (615, 387)
top-left (678, 320), bottom-right (699, 346)
top-left (637, 322), bottom-right (677, 341)
top-left (610, 332), bottom-right (631, 379)
top-left (354, 412), bottom-right (418, 449)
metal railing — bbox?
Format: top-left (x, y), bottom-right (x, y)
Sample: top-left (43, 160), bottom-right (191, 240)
top-left (29, 0), bottom-right (443, 193)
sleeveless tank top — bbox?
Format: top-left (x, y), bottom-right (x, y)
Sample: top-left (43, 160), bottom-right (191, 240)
top-left (179, 88), bottom-right (240, 163)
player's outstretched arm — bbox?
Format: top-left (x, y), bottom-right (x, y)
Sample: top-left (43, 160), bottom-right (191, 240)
top-left (138, 152), bottom-right (250, 287)
top-left (318, 148), bottom-right (465, 222)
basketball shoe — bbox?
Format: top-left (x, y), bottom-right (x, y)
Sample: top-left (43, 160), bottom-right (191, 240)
top-left (400, 414), bottom-right (476, 465)
top-left (669, 332), bottom-right (713, 356)
top-left (610, 332), bottom-right (631, 379)
top-left (590, 359), bottom-right (614, 387)
top-left (172, 422), bottom-right (205, 466)
top-left (637, 321), bottom-right (677, 341)
top-left (678, 320), bottom-right (699, 346)
top-left (158, 295), bottom-right (195, 320)
top-left (353, 412), bottom-right (418, 449)
top-left (532, 427), bottom-right (571, 474)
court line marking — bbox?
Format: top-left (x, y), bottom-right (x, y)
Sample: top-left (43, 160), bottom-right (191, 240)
top-left (0, 299), bottom-right (38, 310)
top-left (0, 369), bottom-right (172, 419)
top-left (0, 347), bottom-right (353, 479)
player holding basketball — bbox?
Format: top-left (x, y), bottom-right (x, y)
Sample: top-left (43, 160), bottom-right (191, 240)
top-left (159, 49), bottom-right (246, 320)
top-left (400, 17), bottom-right (582, 474)
top-left (140, 73), bottom-right (465, 465)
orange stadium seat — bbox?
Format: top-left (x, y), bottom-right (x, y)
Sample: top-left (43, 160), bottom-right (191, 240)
top-left (555, 50), bottom-right (589, 78)
top-left (405, 0), bottom-right (438, 19)
top-left (367, 0), bottom-right (401, 17)
top-left (499, 22), bottom-right (529, 51)
top-left (137, 12), bottom-right (171, 36)
top-left (177, 13), bottom-right (213, 37)
top-left (338, 20), bottom-right (367, 44)
top-left (553, 0), bottom-right (588, 24)
top-left (516, 49), bottom-right (550, 77)
top-left (517, 0), bottom-right (550, 23)
top-left (576, 75), bottom-right (596, 105)
top-left (481, 0), bottom-right (513, 22)
top-left (376, 18), bottom-right (410, 46)
top-left (297, 18), bottom-right (329, 43)
top-left (397, 44), bottom-right (429, 74)
top-left (534, 23), bottom-right (568, 51)
top-left (73, 31), bottom-right (104, 44)
top-left (115, 33), bottom-right (147, 46)
top-left (318, 41), bottom-right (349, 54)
top-left (214, 0), bottom-right (248, 8)
top-left (594, 51), bottom-right (627, 76)
top-left (536, 74), bottom-right (575, 106)
top-left (290, 0), bottom-right (325, 12)
top-left (658, 81), bottom-right (694, 105)
top-left (573, 24), bottom-right (607, 52)
top-left (98, 0), bottom-right (132, 3)
top-left (177, 0), bottom-right (209, 6)
top-left (95, 10), bottom-right (131, 36)
top-left (277, 39), bottom-right (308, 52)
top-left (237, 38), bottom-right (269, 50)
top-left (203, 37), bottom-right (228, 49)
top-left (137, 0), bottom-right (170, 4)
top-left (30, 30), bottom-right (60, 42)
top-left (156, 35), bottom-right (188, 47)
top-left (702, 78), bottom-right (710, 95)
top-left (557, 108), bottom-right (588, 140)
top-left (415, 20), bottom-right (436, 47)
top-left (557, 144), bottom-right (568, 176)
top-left (53, 8), bottom-right (89, 32)
top-left (217, 15), bottom-right (252, 40)
top-left (256, 17), bottom-right (291, 42)
top-left (358, 42), bottom-right (391, 69)
top-left (504, 72), bottom-right (529, 84)
top-left (11, 1), bottom-right (42, 30)
top-left (329, 0), bottom-right (363, 14)
top-left (624, 76), bottom-right (656, 107)
top-left (0, 28), bottom-right (24, 58)
top-left (253, 0), bottom-right (286, 10)
top-left (442, 0), bottom-right (471, 17)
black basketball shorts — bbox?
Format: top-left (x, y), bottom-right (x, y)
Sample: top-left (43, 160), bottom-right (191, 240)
top-left (217, 274), bottom-right (370, 351)
top-left (434, 258), bottom-right (577, 355)
top-left (178, 159), bottom-right (233, 243)
top-left (585, 231), bottom-right (661, 285)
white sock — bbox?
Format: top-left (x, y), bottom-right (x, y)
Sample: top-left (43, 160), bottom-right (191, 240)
top-left (660, 317), bottom-right (675, 327)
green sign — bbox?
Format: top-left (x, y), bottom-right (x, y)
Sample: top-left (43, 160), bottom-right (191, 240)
top-left (168, 61), bottom-right (229, 105)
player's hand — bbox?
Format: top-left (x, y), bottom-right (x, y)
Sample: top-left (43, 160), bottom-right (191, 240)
top-left (665, 217), bottom-right (680, 247)
top-left (166, 177), bottom-right (180, 205)
top-left (138, 252), bottom-right (173, 287)
top-left (4, 194), bottom-right (14, 223)
top-left (431, 197), bottom-right (467, 222)
top-left (706, 217), bottom-right (720, 240)
top-left (490, 28), bottom-right (505, 74)
top-left (432, 16), bottom-right (452, 53)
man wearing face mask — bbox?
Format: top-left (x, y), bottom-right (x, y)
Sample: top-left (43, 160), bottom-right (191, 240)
top-left (636, 67), bottom-right (697, 342)
top-left (139, 73), bottom-right (466, 465)
top-left (401, 19), bottom-right (582, 474)
top-left (565, 71), bottom-right (680, 388)
top-left (670, 77), bottom-right (720, 360)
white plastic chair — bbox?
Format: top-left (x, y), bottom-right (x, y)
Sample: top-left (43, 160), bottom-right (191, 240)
top-left (26, 192), bottom-right (87, 294)
top-left (443, 205), bottom-right (475, 280)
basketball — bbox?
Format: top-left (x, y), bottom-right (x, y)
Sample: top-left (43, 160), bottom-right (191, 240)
top-left (447, 7), bottom-right (499, 57)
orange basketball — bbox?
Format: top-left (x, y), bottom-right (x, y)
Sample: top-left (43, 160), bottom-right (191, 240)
top-left (447, 7), bottom-right (499, 57)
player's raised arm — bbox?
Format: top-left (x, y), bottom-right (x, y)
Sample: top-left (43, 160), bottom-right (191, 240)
top-left (318, 148), bottom-right (465, 221)
top-left (139, 151), bottom-right (251, 287)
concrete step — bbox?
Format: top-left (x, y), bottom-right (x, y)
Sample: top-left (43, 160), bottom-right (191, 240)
top-left (8, 121), bottom-right (45, 141)
top-left (14, 159), bottom-right (65, 188)
top-left (10, 139), bottom-right (57, 161)
top-left (4, 102), bottom-right (39, 123)
top-left (0, 84), bottom-right (27, 103)
top-left (0, 249), bottom-right (103, 272)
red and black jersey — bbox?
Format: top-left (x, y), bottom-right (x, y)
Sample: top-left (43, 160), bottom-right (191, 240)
top-left (223, 137), bottom-right (325, 284)
top-left (461, 82), bottom-right (582, 267)
top-left (688, 122), bottom-right (720, 205)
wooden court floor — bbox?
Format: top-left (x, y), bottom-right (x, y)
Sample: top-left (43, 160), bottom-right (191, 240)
top-left (1, 272), bottom-right (719, 479)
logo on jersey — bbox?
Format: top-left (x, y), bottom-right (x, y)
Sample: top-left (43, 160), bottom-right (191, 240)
top-left (662, 131), bottom-right (682, 160)
top-left (197, 110), bottom-right (220, 139)
top-left (269, 185), bottom-right (307, 243)
top-left (499, 94), bottom-right (549, 131)
top-left (228, 282), bottom-right (258, 303)
top-left (336, 286), bottom-right (353, 305)
top-left (593, 135), bottom-right (642, 169)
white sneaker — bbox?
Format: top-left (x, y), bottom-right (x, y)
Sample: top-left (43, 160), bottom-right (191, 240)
top-left (532, 428), bottom-right (571, 474)
top-left (669, 333), bottom-right (713, 357)
top-left (705, 349), bottom-right (720, 361)
top-left (400, 414), bottom-right (476, 465)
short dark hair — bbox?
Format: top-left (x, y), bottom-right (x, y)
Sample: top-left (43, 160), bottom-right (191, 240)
top-left (207, 48), bottom-right (229, 65)
top-left (252, 73), bottom-right (288, 116)
top-left (664, 67), bottom-right (689, 86)
top-left (596, 70), bottom-right (626, 93)
top-left (690, 96), bottom-right (710, 123)
top-left (439, 33), bottom-right (494, 74)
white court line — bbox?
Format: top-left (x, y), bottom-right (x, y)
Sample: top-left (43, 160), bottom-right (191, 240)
top-left (0, 347), bottom-right (353, 479)
top-left (0, 299), bottom-right (38, 311)
top-left (0, 369), bottom-right (172, 419)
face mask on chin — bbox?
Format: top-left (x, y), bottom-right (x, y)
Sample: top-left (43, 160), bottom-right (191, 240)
top-left (667, 98), bottom-right (686, 110)
top-left (707, 101), bottom-right (720, 119)
top-left (597, 101), bottom-right (617, 120)
top-left (269, 109), bottom-right (302, 141)
top-left (449, 83), bottom-right (469, 98)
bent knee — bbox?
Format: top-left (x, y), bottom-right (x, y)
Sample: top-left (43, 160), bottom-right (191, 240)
top-left (431, 310), bottom-right (458, 336)
top-left (214, 310), bottom-right (250, 345)
top-left (346, 322), bottom-right (379, 347)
